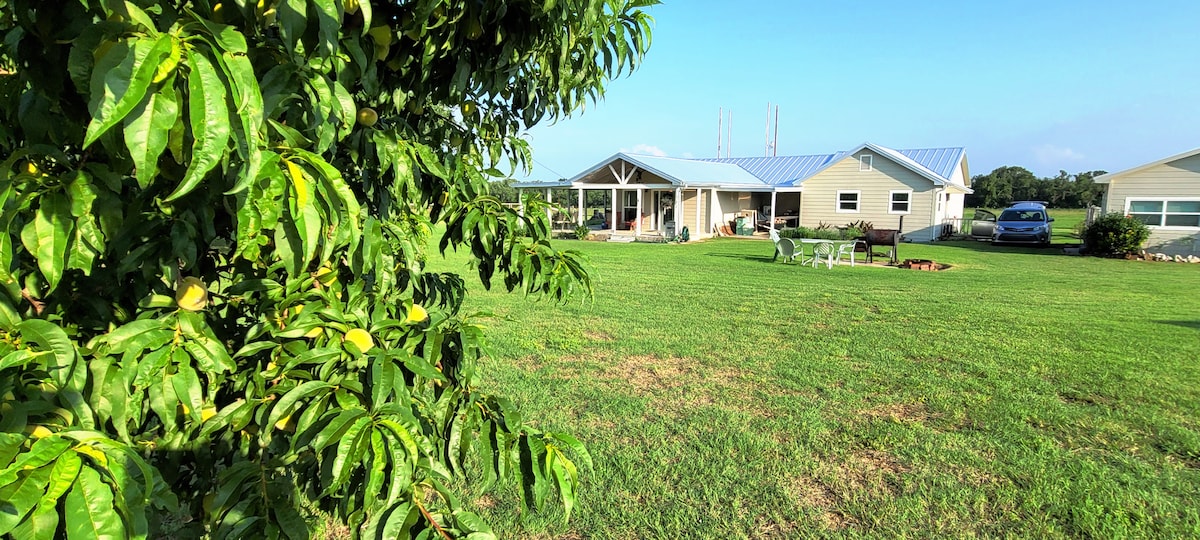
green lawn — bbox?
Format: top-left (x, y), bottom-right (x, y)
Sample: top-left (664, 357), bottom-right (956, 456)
top-left (430, 230), bottom-right (1200, 539)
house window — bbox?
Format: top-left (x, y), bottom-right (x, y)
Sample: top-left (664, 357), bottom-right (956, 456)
top-left (624, 191), bottom-right (638, 206)
top-left (1127, 199), bottom-right (1200, 227)
top-left (889, 190), bottom-right (912, 214)
top-left (859, 155), bottom-right (873, 172)
top-left (836, 190), bottom-right (860, 213)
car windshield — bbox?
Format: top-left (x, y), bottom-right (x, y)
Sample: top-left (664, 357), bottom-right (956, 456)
top-left (999, 210), bottom-right (1044, 222)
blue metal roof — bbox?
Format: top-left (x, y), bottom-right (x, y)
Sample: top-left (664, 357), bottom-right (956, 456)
top-left (705, 146), bottom-right (964, 186)
top-left (623, 154), bottom-right (765, 186)
top-left (699, 153), bottom-right (847, 186)
top-left (517, 145), bottom-right (966, 190)
top-left (895, 147), bottom-right (965, 180)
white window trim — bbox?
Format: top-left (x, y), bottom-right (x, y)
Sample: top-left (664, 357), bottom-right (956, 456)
top-left (859, 155), bottom-right (873, 172)
top-left (1124, 197), bottom-right (1200, 230)
top-left (836, 190), bottom-right (861, 213)
top-left (889, 189), bottom-right (913, 215)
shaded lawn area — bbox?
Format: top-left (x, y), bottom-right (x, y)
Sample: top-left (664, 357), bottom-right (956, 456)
top-left (429, 234), bottom-right (1200, 539)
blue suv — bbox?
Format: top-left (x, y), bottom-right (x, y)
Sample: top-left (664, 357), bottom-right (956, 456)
top-left (992, 202), bottom-right (1054, 247)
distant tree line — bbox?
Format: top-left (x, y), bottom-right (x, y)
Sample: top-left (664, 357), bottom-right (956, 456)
top-left (966, 167), bottom-right (1108, 208)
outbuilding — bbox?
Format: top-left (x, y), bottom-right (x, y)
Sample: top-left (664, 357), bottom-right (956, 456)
top-left (1096, 148), bottom-right (1200, 256)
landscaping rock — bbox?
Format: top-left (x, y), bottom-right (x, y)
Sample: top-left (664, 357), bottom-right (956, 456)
top-left (1174, 255), bottom-right (1186, 263)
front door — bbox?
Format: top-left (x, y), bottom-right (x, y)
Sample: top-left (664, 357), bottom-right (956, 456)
top-left (621, 191), bottom-right (638, 230)
top-left (658, 191), bottom-right (676, 235)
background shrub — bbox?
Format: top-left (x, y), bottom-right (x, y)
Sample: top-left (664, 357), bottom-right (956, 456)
top-left (1082, 214), bottom-right (1151, 256)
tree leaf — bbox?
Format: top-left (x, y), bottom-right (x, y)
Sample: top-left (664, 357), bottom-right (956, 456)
top-left (67, 216), bottom-right (105, 276)
top-left (311, 0), bottom-right (343, 58)
top-left (42, 449), bottom-right (82, 505)
top-left (548, 432), bottom-right (593, 473)
top-left (102, 319), bottom-right (169, 353)
top-left (310, 408), bottom-right (368, 453)
top-left (165, 48), bottom-right (230, 201)
top-left (327, 415), bottom-right (371, 493)
top-left (122, 73), bottom-right (179, 188)
top-left (16, 319), bottom-right (77, 389)
top-left (272, 501), bottom-right (309, 540)
top-left (84, 34), bottom-right (172, 148)
top-left (64, 466), bottom-right (127, 539)
top-left (277, 0), bottom-right (309, 53)
top-left (0, 464), bottom-right (52, 536)
top-left (182, 333), bottom-right (235, 374)
top-left (9, 500), bottom-right (59, 539)
top-left (21, 193), bottom-right (74, 293)
top-left (265, 380), bottom-right (335, 439)
top-left (401, 352), bottom-right (446, 382)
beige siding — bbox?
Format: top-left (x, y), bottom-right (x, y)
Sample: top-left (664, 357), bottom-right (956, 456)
top-left (679, 189), bottom-right (711, 237)
top-left (715, 191), bottom-right (755, 230)
top-left (799, 151), bottom-right (939, 241)
top-left (1103, 154), bottom-right (1200, 255)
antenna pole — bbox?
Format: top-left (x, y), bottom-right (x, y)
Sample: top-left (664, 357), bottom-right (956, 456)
top-left (717, 107), bottom-right (722, 158)
top-left (727, 110), bottom-right (732, 158)
top-left (773, 105), bottom-right (780, 156)
top-left (765, 102), bottom-right (771, 157)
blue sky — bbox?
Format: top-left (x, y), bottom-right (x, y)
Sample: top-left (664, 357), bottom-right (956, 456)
top-left (516, 0), bottom-right (1200, 181)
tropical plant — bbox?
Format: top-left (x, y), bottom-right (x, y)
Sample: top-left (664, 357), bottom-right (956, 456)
top-left (1081, 213), bottom-right (1150, 257)
top-left (844, 219), bottom-right (873, 232)
top-left (0, 0), bottom-right (656, 538)
top-left (574, 225), bottom-right (591, 241)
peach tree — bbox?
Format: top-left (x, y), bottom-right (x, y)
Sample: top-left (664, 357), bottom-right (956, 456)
top-left (0, 0), bottom-right (655, 537)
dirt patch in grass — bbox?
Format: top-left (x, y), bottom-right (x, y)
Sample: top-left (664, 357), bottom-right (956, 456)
top-left (508, 354), bottom-right (545, 372)
top-left (582, 329), bottom-right (614, 342)
top-left (1058, 391), bottom-right (1112, 408)
top-left (859, 401), bottom-right (936, 424)
top-left (518, 533), bottom-right (584, 540)
top-left (785, 475), bottom-right (855, 531)
top-left (749, 515), bottom-right (800, 538)
top-left (606, 354), bottom-right (695, 392)
top-left (788, 475), bottom-right (837, 508)
top-left (816, 448), bottom-right (911, 501)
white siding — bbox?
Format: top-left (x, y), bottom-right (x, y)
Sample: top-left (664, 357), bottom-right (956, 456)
top-left (1103, 154), bottom-right (1200, 255)
top-left (799, 151), bottom-right (940, 241)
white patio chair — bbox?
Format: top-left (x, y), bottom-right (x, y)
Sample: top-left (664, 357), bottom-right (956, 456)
top-left (806, 241), bottom-right (834, 269)
top-left (834, 240), bottom-right (864, 267)
top-left (773, 237), bottom-right (797, 263)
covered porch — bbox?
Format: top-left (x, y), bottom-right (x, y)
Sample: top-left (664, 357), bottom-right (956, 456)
top-left (513, 154), bottom-right (804, 239)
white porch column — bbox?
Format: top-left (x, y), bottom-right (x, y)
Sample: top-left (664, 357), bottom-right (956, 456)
top-left (770, 191), bottom-right (777, 231)
top-left (635, 188), bottom-right (643, 236)
top-left (674, 188), bottom-right (681, 235)
top-left (610, 187), bottom-right (618, 233)
top-left (705, 188), bottom-right (715, 232)
top-left (545, 188), bottom-right (553, 226)
top-left (577, 188), bottom-right (584, 226)
top-left (517, 188), bottom-right (524, 217)
top-left (651, 192), bottom-right (658, 231)
top-left (695, 188), bottom-right (702, 235)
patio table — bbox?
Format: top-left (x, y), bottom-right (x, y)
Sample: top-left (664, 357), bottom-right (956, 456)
top-left (794, 239), bottom-right (865, 267)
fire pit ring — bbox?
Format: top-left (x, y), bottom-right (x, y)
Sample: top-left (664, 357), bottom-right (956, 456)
top-left (898, 259), bottom-right (951, 271)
